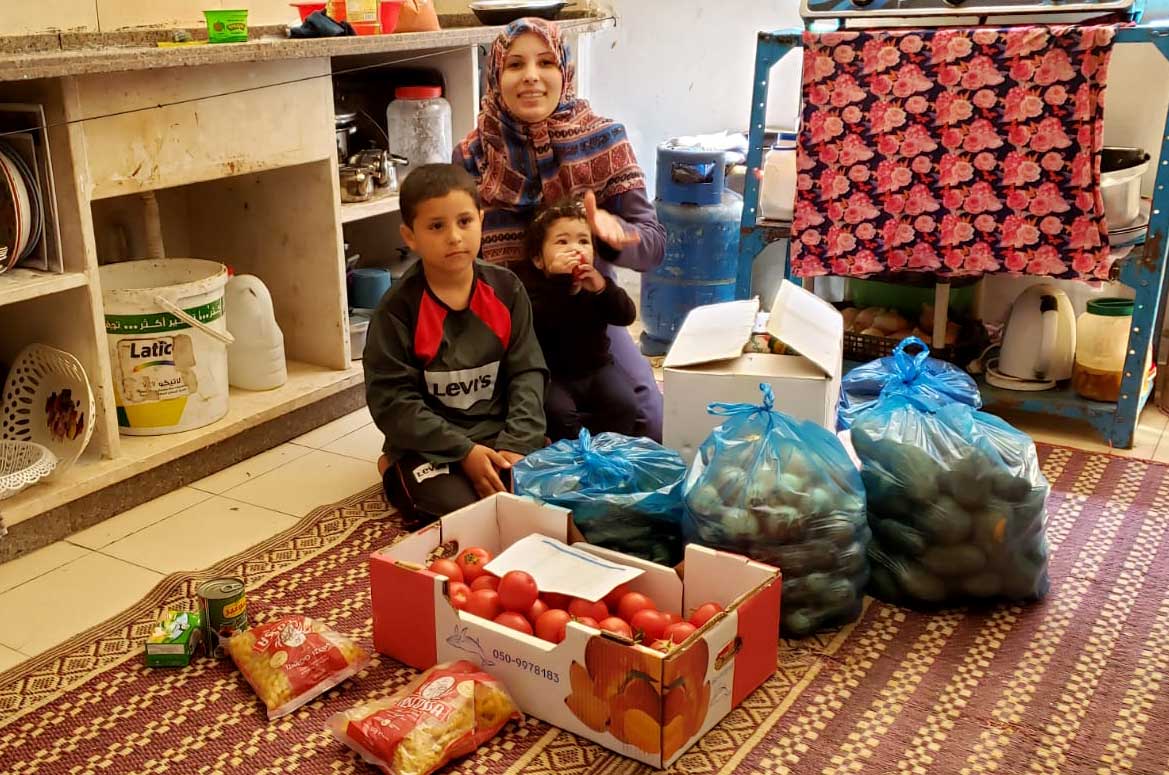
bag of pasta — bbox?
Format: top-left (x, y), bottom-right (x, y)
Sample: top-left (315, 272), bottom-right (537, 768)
top-left (326, 660), bottom-right (522, 775)
top-left (227, 614), bottom-right (370, 719)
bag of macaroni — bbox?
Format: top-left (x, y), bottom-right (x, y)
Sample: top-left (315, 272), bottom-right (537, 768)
top-left (326, 660), bottom-right (522, 775)
top-left (226, 614), bottom-right (370, 719)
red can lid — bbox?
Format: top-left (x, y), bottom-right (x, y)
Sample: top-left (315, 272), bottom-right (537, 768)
top-left (395, 85), bottom-right (442, 100)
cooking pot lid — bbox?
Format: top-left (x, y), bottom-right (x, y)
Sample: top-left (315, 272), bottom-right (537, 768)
top-left (335, 111), bottom-right (358, 126)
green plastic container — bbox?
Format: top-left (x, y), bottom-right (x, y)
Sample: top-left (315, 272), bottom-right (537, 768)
top-left (850, 279), bottom-right (976, 317)
top-left (204, 9), bottom-right (249, 43)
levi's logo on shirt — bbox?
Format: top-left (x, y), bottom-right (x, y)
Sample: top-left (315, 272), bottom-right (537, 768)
top-left (425, 362), bottom-right (499, 410)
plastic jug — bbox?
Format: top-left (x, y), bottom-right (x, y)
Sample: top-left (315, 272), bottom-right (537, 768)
top-left (760, 130), bottom-right (797, 221)
top-left (1072, 298), bottom-right (1151, 402)
top-left (225, 275), bottom-right (287, 391)
top-left (386, 86), bottom-right (452, 180)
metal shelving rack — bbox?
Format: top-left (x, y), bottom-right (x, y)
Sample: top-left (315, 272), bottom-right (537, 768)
top-left (737, 21), bottom-right (1169, 449)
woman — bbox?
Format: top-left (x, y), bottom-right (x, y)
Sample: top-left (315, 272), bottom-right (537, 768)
top-left (454, 17), bottom-right (666, 442)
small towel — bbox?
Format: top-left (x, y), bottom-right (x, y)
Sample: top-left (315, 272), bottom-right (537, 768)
top-left (792, 25), bottom-right (1116, 280)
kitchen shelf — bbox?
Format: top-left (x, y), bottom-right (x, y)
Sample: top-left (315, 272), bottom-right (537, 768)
top-left (341, 190), bottom-right (400, 224)
top-left (738, 22), bottom-right (1169, 449)
top-left (0, 269), bottom-right (87, 307)
top-left (0, 359), bottom-right (364, 529)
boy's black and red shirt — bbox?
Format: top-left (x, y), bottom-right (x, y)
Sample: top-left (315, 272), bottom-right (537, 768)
top-left (364, 260), bottom-right (548, 465)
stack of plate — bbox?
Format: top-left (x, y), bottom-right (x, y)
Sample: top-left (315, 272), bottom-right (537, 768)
top-left (1109, 197), bottom-right (1150, 249)
top-left (0, 140), bottom-right (44, 274)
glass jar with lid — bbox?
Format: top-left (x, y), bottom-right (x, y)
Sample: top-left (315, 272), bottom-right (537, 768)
top-left (386, 86), bottom-right (452, 182)
top-left (1072, 297), bottom-right (1152, 402)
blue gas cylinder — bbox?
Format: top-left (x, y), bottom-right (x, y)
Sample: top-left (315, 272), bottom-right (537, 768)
top-left (640, 142), bottom-right (743, 356)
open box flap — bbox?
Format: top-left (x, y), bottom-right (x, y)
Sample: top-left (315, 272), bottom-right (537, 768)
top-left (663, 298), bottom-right (761, 369)
top-left (765, 280), bottom-right (843, 380)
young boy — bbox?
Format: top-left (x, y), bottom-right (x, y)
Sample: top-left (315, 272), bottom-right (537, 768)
top-left (363, 164), bottom-right (548, 528)
top-left (513, 197), bottom-right (639, 441)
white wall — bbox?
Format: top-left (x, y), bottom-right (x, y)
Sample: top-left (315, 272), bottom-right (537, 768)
top-left (586, 0), bottom-right (804, 194)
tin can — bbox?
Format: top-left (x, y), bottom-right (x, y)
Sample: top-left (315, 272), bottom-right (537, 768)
top-left (197, 578), bottom-right (247, 658)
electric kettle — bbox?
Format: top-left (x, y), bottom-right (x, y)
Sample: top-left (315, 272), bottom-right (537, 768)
top-left (988, 284), bottom-right (1076, 390)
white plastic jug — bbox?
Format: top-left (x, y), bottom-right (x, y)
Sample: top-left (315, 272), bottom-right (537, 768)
top-left (760, 131), bottom-right (798, 222)
top-left (225, 274), bottom-right (287, 391)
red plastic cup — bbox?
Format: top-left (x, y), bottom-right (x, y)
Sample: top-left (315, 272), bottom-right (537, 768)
top-left (290, 1), bottom-right (327, 22)
top-left (378, 0), bottom-right (404, 33)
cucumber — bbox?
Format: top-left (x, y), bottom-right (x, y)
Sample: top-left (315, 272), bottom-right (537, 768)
top-left (874, 519), bottom-right (929, 557)
top-left (912, 496), bottom-right (973, 545)
top-left (921, 544), bottom-right (987, 577)
top-left (960, 572), bottom-right (1003, 598)
top-left (895, 562), bottom-right (948, 603)
top-left (868, 563), bottom-right (902, 602)
top-left (782, 608), bottom-right (820, 638)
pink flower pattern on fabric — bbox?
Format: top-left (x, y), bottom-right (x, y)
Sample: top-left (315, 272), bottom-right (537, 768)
top-left (792, 25), bottom-right (1114, 279)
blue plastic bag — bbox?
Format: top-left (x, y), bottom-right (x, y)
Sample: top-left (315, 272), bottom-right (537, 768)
top-left (837, 337), bottom-right (981, 431)
top-left (682, 384), bottom-right (869, 637)
top-left (513, 430), bottom-right (688, 566)
top-left (850, 341), bottom-right (1050, 609)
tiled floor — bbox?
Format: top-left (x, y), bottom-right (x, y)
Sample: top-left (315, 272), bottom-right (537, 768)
top-left (1, 401), bottom-right (1167, 673)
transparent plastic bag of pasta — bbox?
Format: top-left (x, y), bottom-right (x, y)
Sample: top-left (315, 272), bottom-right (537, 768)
top-left (681, 383), bottom-right (870, 637)
top-left (326, 660), bottom-right (522, 775)
top-left (513, 429), bottom-right (687, 566)
top-left (837, 337), bottom-right (981, 431)
top-left (851, 350), bottom-right (1051, 609)
top-left (227, 614), bottom-right (370, 719)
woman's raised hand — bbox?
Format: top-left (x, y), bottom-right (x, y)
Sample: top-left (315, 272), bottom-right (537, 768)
top-left (584, 190), bottom-right (641, 251)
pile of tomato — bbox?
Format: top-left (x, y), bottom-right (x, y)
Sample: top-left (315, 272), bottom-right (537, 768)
top-left (427, 547), bottom-right (724, 652)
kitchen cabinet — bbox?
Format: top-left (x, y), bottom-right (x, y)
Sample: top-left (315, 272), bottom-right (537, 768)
top-left (0, 15), bottom-right (613, 554)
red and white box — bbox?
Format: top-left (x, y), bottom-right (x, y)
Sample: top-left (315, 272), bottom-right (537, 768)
top-left (370, 493), bottom-right (781, 768)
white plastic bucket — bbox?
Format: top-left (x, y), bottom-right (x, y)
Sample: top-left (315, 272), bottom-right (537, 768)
top-left (99, 259), bottom-right (234, 435)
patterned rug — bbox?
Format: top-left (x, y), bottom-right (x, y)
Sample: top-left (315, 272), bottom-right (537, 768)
top-left (1, 444), bottom-right (1167, 774)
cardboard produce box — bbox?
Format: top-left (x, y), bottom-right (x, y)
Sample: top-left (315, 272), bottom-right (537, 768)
top-left (370, 494), bottom-right (781, 769)
top-left (663, 279), bottom-right (844, 463)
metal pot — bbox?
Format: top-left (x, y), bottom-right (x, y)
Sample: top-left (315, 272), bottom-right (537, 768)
top-left (335, 111), bottom-right (358, 163)
top-left (1101, 146), bottom-right (1150, 231)
top-left (339, 165), bottom-right (375, 203)
top-left (348, 149), bottom-right (408, 191)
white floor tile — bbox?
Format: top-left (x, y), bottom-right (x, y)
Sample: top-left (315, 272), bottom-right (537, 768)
top-left (67, 488), bottom-right (213, 550)
top-left (221, 450), bottom-right (380, 518)
top-left (290, 409), bottom-right (373, 449)
top-left (0, 553), bottom-right (161, 656)
top-left (101, 496), bottom-right (298, 575)
top-left (0, 542), bottom-right (90, 595)
top-left (323, 423), bottom-right (384, 464)
top-left (190, 443), bottom-right (313, 494)
top-left (0, 643), bottom-right (26, 672)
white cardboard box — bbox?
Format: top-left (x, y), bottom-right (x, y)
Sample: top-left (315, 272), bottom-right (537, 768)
top-left (370, 493), bottom-right (781, 769)
top-left (663, 280), bottom-right (843, 463)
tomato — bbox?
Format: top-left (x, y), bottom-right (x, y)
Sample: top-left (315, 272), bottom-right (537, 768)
top-left (498, 571), bottom-right (539, 613)
top-left (526, 599), bottom-right (550, 625)
top-left (603, 583), bottom-right (631, 610)
top-left (465, 589), bottom-right (502, 621)
top-left (448, 582), bottom-right (471, 611)
top-left (470, 575), bottom-right (500, 592)
top-left (617, 592), bottom-right (657, 623)
top-left (664, 621), bottom-right (697, 644)
top-left (428, 559), bottom-right (464, 583)
top-left (689, 602), bottom-right (724, 628)
top-left (456, 547), bottom-right (493, 583)
top-left (494, 612), bottom-right (534, 635)
top-left (541, 592), bottom-right (572, 610)
top-left (597, 617), bottom-right (633, 639)
top-left (568, 598), bottom-right (608, 622)
top-left (574, 616), bottom-right (598, 630)
top-left (534, 609), bottom-right (572, 644)
top-left (630, 609), bottom-right (670, 643)
top-left (663, 611), bottom-right (682, 626)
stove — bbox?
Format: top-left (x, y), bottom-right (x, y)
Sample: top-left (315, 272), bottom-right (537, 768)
top-left (801, 0), bottom-right (1134, 19)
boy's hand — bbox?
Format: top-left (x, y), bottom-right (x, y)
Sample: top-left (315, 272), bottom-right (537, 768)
top-left (574, 262), bottom-right (606, 293)
top-left (461, 444), bottom-right (511, 497)
top-left (497, 450), bottom-right (525, 466)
